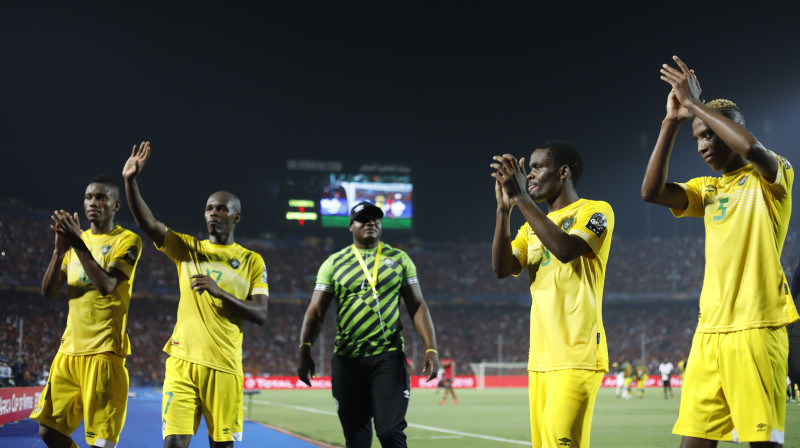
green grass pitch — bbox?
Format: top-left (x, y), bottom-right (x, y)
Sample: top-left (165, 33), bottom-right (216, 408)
top-left (247, 387), bottom-right (800, 447)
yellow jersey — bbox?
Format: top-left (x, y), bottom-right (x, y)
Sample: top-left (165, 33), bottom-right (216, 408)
top-left (59, 226), bottom-right (141, 357)
top-left (158, 228), bottom-right (269, 375)
top-left (511, 198), bottom-right (614, 372)
top-left (671, 152), bottom-right (799, 332)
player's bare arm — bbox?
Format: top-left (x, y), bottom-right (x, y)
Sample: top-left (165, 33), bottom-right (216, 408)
top-left (51, 210), bottom-right (128, 296)
top-left (41, 213), bottom-right (70, 299)
top-left (661, 55), bottom-right (778, 181)
top-left (641, 89), bottom-right (691, 210)
top-left (122, 141), bottom-right (167, 247)
top-left (491, 176), bottom-right (522, 278)
top-left (491, 154), bottom-right (591, 263)
top-left (189, 274), bottom-right (268, 325)
top-left (297, 289), bottom-right (335, 386)
top-left (401, 282), bottom-right (440, 381)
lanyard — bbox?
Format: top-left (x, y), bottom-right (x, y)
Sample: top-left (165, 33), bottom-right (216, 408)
top-left (351, 242), bottom-right (382, 298)
top-left (351, 242), bottom-right (388, 339)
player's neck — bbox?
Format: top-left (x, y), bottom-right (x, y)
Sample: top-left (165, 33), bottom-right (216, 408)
top-left (546, 187), bottom-right (580, 213)
top-left (353, 239), bottom-right (380, 250)
top-left (720, 155), bottom-right (748, 175)
top-left (90, 220), bottom-right (115, 235)
top-left (209, 231), bottom-right (235, 245)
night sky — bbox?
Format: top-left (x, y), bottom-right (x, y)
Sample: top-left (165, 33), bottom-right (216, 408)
top-left (2, 3), bottom-right (799, 243)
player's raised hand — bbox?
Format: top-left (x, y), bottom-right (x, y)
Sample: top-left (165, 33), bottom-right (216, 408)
top-left (494, 178), bottom-right (515, 212)
top-left (49, 212), bottom-right (70, 254)
top-left (660, 56), bottom-right (701, 108)
top-left (665, 89), bottom-right (693, 123)
top-left (50, 211), bottom-right (83, 247)
top-left (122, 141), bottom-right (151, 180)
top-left (491, 154), bottom-right (528, 201)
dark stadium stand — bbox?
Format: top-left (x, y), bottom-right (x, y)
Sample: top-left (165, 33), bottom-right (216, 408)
top-left (2, 203), bottom-right (799, 384)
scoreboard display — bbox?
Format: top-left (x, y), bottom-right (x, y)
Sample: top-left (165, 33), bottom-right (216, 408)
top-left (283, 159), bottom-right (413, 230)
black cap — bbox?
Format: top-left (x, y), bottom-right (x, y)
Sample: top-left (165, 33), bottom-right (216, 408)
top-left (349, 201), bottom-right (384, 224)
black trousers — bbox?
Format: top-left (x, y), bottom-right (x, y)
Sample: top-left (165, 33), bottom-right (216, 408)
top-left (788, 321), bottom-right (800, 385)
top-left (332, 351), bottom-right (410, 448)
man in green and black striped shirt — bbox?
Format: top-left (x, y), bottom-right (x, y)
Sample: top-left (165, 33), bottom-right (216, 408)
top-left (297, 201), bottom-right (439, 448)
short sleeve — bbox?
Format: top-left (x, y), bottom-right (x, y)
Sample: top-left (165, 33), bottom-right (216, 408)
top-left (400, 251), bottom-right (419, 286)
top-left (314, 256), bottom-right (335, 293)
top-left (510, 223), bottom-right (530, 277)
top-left (249, 253), bottom-right (269, 297)
top-left (670, 178), bottom-right (706, 218)
top-left (108, 232), bottom-right (142, 279)
top-left (767, 151), bottom-right (793, 199)
top-left (60, 251), bottom-right (70, 273)
top-left (569, 201), bottom-right (614, 258)
top-left (156, 227), bottom-right (192, 263)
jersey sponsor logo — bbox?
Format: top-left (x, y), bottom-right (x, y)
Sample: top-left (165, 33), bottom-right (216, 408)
top-left (123, 246), bottom-right (139, 265)
top-left (780, 156), bottom-right (792, 170)
top-left (705, 184), bottom-right (717, 192)
top-left (585, 213), bottom-right (607, 237)
top-left (558, 437), bottom-right (573, 446)
top-left (561, 216), bottom-right (574, 231)
top-left (261, 266), bottom-right (268, 284)
top-left (737, 175), bottom-right (749, 186)
top-left (100, 245), bottom-right (111, 255)
top-left (229, 258), bottom-right (240, 269)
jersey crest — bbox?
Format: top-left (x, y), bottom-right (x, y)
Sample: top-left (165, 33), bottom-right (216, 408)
top-left (561, 216), bottom-right (574, 231)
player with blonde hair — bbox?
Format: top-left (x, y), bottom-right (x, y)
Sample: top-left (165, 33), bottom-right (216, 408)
top-left (642, 55), bottom-right (797, 447)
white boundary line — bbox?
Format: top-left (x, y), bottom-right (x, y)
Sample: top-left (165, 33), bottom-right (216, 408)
top-left (255, 400), bottom-right (529, 445)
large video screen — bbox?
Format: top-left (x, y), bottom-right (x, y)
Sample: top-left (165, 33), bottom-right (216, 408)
top-left (319, 174), bottom-right (412, 229)
top-left (283, 161), bottom-right (413, 230)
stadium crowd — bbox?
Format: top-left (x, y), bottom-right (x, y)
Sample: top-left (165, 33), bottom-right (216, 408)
top-left (2, 203), bottom-right (800, 386)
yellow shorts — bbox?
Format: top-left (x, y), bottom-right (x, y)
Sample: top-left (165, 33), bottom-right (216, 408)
top-left (162, 357), bottom-right (243, 442)
top-left (528, 369), bottom-right (604, 448)
top-left (30, 351), bottom-right (129, 447)
top-left (673, 327), bottom-right (788, 443)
